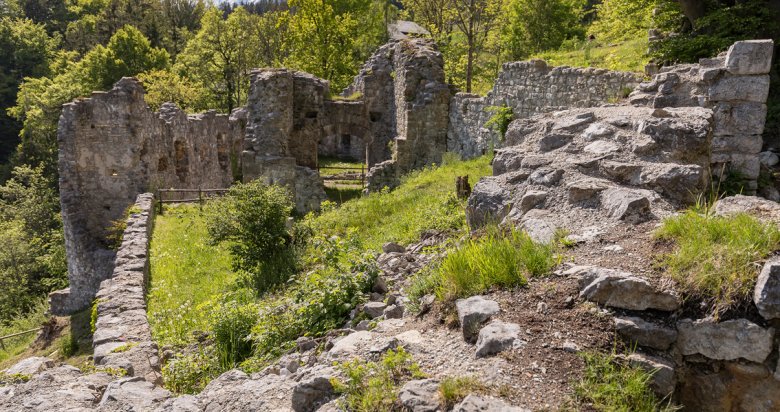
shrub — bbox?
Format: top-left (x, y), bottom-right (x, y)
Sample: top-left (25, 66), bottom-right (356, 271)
top-left (435, 227), bottom-right (558, 301)
top-left (573, 351), bottom-right (677, 412)
top-left (655, 211), bottom-right (780, 316)
top-left (333, 347), bottom-right (425, 412)
top-left (162, 347), bottom-right (222, 394)
top-left (484, 105), bottom-right (514, 142)
top-left (211, 300), bottom-right (259, 369)
top-left (205, 180), bottom-right (297, 294)
top-left (439, 376), bottom-right (485, 409)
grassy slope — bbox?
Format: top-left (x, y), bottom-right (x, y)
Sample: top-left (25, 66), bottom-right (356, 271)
top-left (532, 38), bottom-right (649, 74)
top-left (311, 155), bottom-right (493, 251)
top-left (0, 301), bottom-right (48, 365)
top-left (148, 205), bottom-right (237, 347)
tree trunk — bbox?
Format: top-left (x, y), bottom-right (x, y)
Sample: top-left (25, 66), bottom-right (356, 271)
top-left (466, 35), bottom-right (474, 93)
top-left (676, 0), bottom-right (707, 28)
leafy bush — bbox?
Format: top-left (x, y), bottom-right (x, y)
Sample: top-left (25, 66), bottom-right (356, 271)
top-left (435, 227), bottom-right (558, 301)
top-left (484, 105), bottom-right (514, 142)
top-left (573, 351), bottom-right (677, 412)
top-left (211, 299), bottom-right (259, 369)
top-left (333, 347), bottom-right (425, 412)
top-left (205, 180), bottom-right (297, 294)
top-left (656, 211), bottom-right (780, 316)
top-left (162, 347), bottom-right (222, 394)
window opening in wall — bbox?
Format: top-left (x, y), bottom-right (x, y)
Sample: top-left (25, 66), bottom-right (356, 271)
top-left (306, 111), bottom-right (318, 119)
top-left (341, 134), bottom-right (352, 152)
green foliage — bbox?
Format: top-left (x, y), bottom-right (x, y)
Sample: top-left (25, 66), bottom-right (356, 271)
top-left (588, 0), bottom-right (657, 43)
top-left (439, 376), bottom-right (485, 409)
top-left (137, 69), bottom-right (206, 112)
top-left (162, 347), bottom-right (222, 394)
top-left (105, 204), bottom-right (141, 251)
top-left (148, 205), bottom-right (237, 346)
top-left (211, 299), bottom-right (259, 369)
top-left (310, 155), bottom-right (492, 251)
top-left (483, 105), bottom-right (513, 142)
top-left (333, 347), bottom-right (425, 412)
top-left (533, 38), bottom-right (649, 73)
top-left (655, 211), bottom-right (780, 316)
top-left (502, 0), bottom-right (585, 60)
top-left (435, 227), bottom-right (558, 301)
top-left (573, 351), bottom-right (677, 412)
top-left (0, 299), bottom-right (48, 363)
top-left (59, 332), bottom-right (79, 357)
top-left (0, 166), bottom-right (65, 322)
top-left (90, 298), bottom-right (102, 334)
top-left (205, 180), bottom-right (297, 294)
top-left (0, 371), bottom-right (31, 384)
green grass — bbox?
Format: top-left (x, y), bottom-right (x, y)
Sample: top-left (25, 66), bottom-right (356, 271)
top-left (533, 38), bottom-right (649, 74)
top-left (311, 155), bottom-right (492, 251)
top-left (439, 376), bottom-right (485, 409)
top-left (0, 300), bottom-right (48, 365)
top-left (434, 227), bottom-right (558, 301)
top-left (573, 352), bottom-right (677, 412)
top-left (655, 211), bottom-right (780, 316)
top-left (148, 205), bottom-right (238, 347)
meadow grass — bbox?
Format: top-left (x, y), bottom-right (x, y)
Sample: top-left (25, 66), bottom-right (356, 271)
top-left (655, 211), bottom-right (780, 316)
top-left (310, 155), bottom-right (492, 251)
top-left (533, 38), bottom-right (649, 74)
top-left (434, 227), bottom-right (558, 301)
top-left (148, 204), bottom-right (237, 346)
top-left (0, 300), bottom-right (48, 366)
top-left (573, 351), bottom-right (677, 412)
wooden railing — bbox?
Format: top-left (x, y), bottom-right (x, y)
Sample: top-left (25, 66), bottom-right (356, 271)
top-left (156, 188), bottom-right (230, 214)
top-left (317, 164), bottom-right (366, 186)
top-left (0, 328), bottom-right (41, 351)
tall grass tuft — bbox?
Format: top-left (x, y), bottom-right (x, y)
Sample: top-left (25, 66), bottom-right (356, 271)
top-left (435, 227), bottom-right (558, 301)
top-left (656, 211), bottom-right (780, 316)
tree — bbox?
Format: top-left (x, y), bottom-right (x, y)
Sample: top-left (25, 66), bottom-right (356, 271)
top-left (450, 0), bottom-right (502, 93)
top-left (503, 0), bottom-right (585, 60)
top-left (588, 0), bottom-right (656, 43)
top-left (160, 0), bottom-right (206, 59)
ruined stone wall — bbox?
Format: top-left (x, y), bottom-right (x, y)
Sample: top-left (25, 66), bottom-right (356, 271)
top-left (51, 78), bottom-right (244, 314)
top-left (242, 69), bottom-right (327, 213)
top-left (630, 40), bottom-right (775, 193)
top-left (447, 61), bottom-right (641, 159)
top-left (320, 100), bottom-right (370, 161)
top-left (92, 193), bottom-right (161, 384)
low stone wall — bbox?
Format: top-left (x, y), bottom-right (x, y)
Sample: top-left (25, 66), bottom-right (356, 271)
top-left (447, 61), bottom-right (641, 159)
top-left (91, 193), bottom-right (161, 384)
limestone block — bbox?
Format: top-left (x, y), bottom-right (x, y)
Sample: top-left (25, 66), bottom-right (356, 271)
top-left (708, 74), bottom-right (770, 103)
top-left (754, 258), bottom-right (780, 320)
top-left (725, 40), bottom-right (775, 75)
top-left (456, 295), bottom-right (500, 343)
top-left (712, 102), bottom-right (767, 136)
top-left (677, 318), bottom-right (774, 363)
top-left (711, 134), bottom-right (763, 155)
top-left (569, 266), bottom-right (680, 311)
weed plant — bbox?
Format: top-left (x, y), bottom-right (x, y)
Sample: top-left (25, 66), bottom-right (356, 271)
top-left (656, 210), bottom-right (780, 316)
top-left (439, 376), bottom-right (485, 409)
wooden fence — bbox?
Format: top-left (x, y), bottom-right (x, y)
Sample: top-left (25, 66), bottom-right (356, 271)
top-left (0, 328), bottom-right (41, 351)
top-left (317, 164), bottom-right (366, 186)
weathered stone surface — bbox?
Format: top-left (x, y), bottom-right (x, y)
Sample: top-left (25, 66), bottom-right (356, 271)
top-left (382, 242), bottom-right (406, 254)
top-left (715, 195), bottom-right (780, 223)
top-left (398, 379), bottom-right (441, 412)
top-left (195, 369), bottom-right (296, 411)
top-left (679, 361), bottom-right (780, 412)
top-left (584, 140), bottom-right (619, 155)
top-left (676, 318), bottom-right (774, 363)
top-left (383, 304), bottom-right (404, 319)
top-left (614, 316), bottom-right (677, 350)
top-left (363, 302), bottom-right (387, 319)
top-left (520, 217), bottom-right (557, 244)
top-left (538, 134), bottom-right (572, 151)
top-left (712, 102), bottom-right (767, 136)
top-left (475, 321), bottom-right (521, 358)
top-left (328, 331), bottom-right (374, 357)
top-left (456, 296), bottom-right (500, 343)
top-left (527, 168), bottom-right (563, 186)
top-left (518, 190), bottom-right (547, 213)
top-left (2, 357), bottom-right (55, 377)
top-left (624, 353), bottom-right (676, 398)
top-left (725, 40), bottom-right (775, 75)
top-left (567, 178), bottom-right (612, 203)
top-left (570, 266), bottom-right (680, 311)
top-left (755, 258), bottom-right (780, 320)
top-left (98, 377), bottom-right (172, 410)
top-left (601, 188), bottom-right (652, 223)
top-left (453, 394), bottom-right (530, 412)
top-left (708, 74), bottom-right (771, 103)
top-left (0, 366), bottom-right (113, 411)
top-left (466, 178), bottom-right (510, 229)
top-left (291, 373), bottom-right (335, 412)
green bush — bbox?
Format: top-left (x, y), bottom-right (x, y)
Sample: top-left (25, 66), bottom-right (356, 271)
top-left (484, 105), bottom-right (514, 142)
top-left (333, 347), bottom-right (425, 412)
top-left (656, 211), bottom-right (780, 316)
top-left (211, 300), bottom-right (259, 369)
top-left (205, 180), bottom-right (298, 294)
top-left (573, 351), bottom-right (677, 412)
top-left (162, 347), bottom-right (222, 394)
top-left (439, 376), bottom-right (485, 409)
top-left (435, 227), bottom-right (558, 301)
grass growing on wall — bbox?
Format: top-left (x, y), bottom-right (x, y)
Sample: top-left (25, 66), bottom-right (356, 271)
top-left (310, 154), bottom-right (493, 251)
top-left (148, 205), bottom-right (237, 346)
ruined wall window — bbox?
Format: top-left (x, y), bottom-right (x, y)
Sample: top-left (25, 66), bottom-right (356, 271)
top-left (370, 112), bottom-right (382, 122)
top-left (306, 111), bottom-right (318, 119)
top-left (341, 134), bottom-right (352, 152)
top-left (174, 140), bottom-right (189, 182)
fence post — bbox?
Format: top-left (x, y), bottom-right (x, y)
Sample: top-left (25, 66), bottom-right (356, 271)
top-left (361, 163), bottom-right (365, 186)
top-left (199, 188), bottom-right (203, 209)
top-left (157, 190), bottom-right (163, 215)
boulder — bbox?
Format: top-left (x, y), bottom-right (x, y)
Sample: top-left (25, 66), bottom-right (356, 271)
top-left (614, 316), bottom-right (677, 350)
top-left (398, 379), bottom-right (441, 412)
top-left (98, 377), bottom-right (172, 410)
top-left (584, 140), bottom-right (620, 155)
top-left (601, 188), bottom-right (652, 223)
top-left (567, 178), bottom-right (612, 203)
top-left (363, 302), bottom-right (387, 319)
top-left (528, 168), bottom-right (564, 186)
top-left (754, 258), bottom-right (780, 320)
top-left (3, 357), bottom-right (55, 377)
top-left (383, 304), bottom-right (404, 319)
top-left (292, 373), bottom-right (335, 412)
top-left (467, 178), bottom-right (511, 229)
top-left (475, 321), bottom-right (521, 358)
top-left (456, 296), bottom-right (500, 343)
top-left (453, 394), bottom-right (530, 412)
top-left (518, 190), bottom-right (547, 213)
top-left (715, 195), bottom-right (780, 223)
top-left (520, 217), bottom-right (557, 244)
top-left (724, 40), bottom-right (774, 75)
top-left (382, 242), bottom-right (406, 254)
top-left (676, 318), bottom-right (774, 363)
top-left (624, 353), bottom-right (676, 398)
top-left (571, 266), bottom-right (680, 311)
top-left (538, 133), bottom-right (573, 151)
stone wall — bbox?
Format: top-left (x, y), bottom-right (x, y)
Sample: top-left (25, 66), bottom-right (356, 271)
top-left (630, 40), bottom-right (775, 193)
top-left (51, 78), bottom-right (244, 315)
top-left (92, 193), bottom-right (161, 384)
top-left (448, 61), bottom-right (641, 159)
